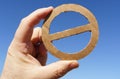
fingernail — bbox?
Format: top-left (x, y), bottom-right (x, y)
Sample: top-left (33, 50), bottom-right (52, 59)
top-left (48, 6), bottom-right (54, 9)
top-left (69, 61), bottom-right (79, 69)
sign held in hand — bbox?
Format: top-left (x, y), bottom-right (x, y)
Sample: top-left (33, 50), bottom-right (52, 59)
top-left (42, 4), bottom-right (99, 60)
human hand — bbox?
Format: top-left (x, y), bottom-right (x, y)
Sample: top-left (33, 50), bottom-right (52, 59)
top-left (1, 6), bottom-right (79, 79)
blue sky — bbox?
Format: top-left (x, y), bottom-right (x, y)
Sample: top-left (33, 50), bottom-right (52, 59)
top-left (0, 0), bottom-right (120, 79)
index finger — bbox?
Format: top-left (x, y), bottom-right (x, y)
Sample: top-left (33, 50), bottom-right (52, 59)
top-left (14, 6), bottom-right (53, 42)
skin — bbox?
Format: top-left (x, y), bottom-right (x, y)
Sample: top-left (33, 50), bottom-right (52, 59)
top-left (0, 6), bottom-right (79, 79)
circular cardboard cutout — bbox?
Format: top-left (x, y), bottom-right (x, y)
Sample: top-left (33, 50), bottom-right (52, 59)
top-left (42, 4), bottom-right (99, 60)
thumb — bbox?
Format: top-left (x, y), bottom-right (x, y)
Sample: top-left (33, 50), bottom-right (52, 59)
top-left (45, 60), bottom-right (79, 79)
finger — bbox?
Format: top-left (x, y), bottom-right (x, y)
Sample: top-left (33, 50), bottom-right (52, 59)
top-left (43, 60), bottom-right (79, 79)
top-left (14, 6), bottom-right (53, 42)
top-left (37, 42), bottom-right (47, 66)
top-left (31, 27), bottom-right (42, 44)
top-left (31, 27), bottom-right (47, 65)
top-left (30, 27), bottom-right (41, 57)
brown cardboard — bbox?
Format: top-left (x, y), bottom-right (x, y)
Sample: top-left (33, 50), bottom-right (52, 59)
top-left (42, 4), bottom-right (99, 60)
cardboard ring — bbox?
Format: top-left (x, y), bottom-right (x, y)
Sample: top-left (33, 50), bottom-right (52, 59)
top-left (42, 4), bottom-right (99, 60)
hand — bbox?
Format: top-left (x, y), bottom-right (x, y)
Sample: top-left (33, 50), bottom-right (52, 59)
top-left (1, 7), bottom-right (79, 79)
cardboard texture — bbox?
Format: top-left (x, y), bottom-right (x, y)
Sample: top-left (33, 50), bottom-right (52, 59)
top-left (42, 4), bottom-right (99, 60)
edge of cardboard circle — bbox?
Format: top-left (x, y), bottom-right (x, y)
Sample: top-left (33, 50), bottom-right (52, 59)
top-left (42, 4), bottom-right (99, 60)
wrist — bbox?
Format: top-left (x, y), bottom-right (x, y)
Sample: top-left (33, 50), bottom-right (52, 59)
top-left (0, 75), bottom-right (5, 79)
top-left (1, 72), bottom-right (7, 79)
top-left (0, 71), bottom-right (12, 79)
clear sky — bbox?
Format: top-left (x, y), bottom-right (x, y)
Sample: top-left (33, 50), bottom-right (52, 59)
top-left (0, 0), bottom-right (120, 79)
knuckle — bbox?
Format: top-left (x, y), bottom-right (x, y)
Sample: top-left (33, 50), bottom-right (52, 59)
top-left (20, 17), bottom-right (32, 26)
top-left (20, 17), bottom-right (27, 24)
top-left (54, 68), bottom-right (66, 78)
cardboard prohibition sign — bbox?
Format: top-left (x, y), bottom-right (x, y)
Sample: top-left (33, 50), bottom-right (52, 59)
top-left (42, 4), bottom-right (99, 60)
